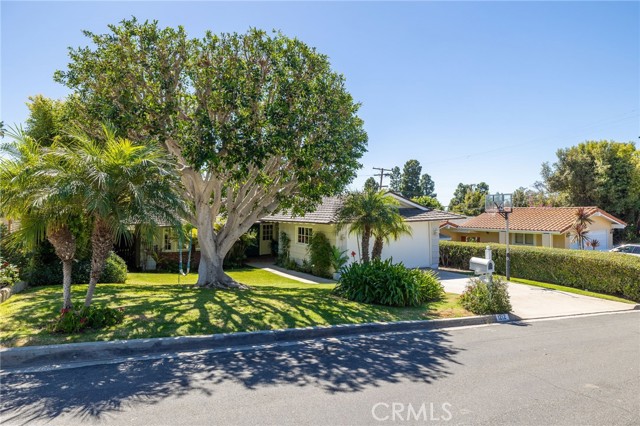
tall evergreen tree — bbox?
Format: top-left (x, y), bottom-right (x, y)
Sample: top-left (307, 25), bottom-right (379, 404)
top-left (389, 166), bottom-right (402, 192)
top-left (364, 177), bottom-right (379, 192)
top-left (400, 159), bottom-right (422, 198)
top-left (419, 173), bottom-right (436, 197)
top-left (543, 140), bottom-right (640, 239)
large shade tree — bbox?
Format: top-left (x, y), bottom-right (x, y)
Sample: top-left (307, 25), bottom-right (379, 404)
top-left (56, 19), bottom-right (367, 288)
top-left (542, 140), bottom-right (640, 240)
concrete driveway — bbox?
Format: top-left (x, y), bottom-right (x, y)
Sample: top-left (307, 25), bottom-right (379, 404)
top-left (436, 270), bottom-right (637, 320)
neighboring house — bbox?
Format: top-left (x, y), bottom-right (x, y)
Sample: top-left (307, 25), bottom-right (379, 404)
top-left (439, 216), bottom-right (469, 241)
top-left (440, 206), bottom-right (626, 251)
top-left (260, 193), bottom-right (464, 269)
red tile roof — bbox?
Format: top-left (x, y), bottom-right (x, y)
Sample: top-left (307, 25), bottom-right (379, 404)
top-left (459, 207), bottom-right (626, 233)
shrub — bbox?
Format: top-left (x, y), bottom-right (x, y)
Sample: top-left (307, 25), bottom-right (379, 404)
top-left (308, 232), bottom-right (333, 278)
top-left (224, 229), bottom-right (257, 268)
top-left (26, 251), bottom-right (128, 286)
top-left (440, 241), bottom-right (640, 301)
top-left (275, 232), bottom-right (291, 266)
top-left (330, 246), bottom-right (349, 273)
top-left (48, 305), bottom-right (125, 334)
top-left (0, 224), bottom-right (28, 278)
top-left (460, 277), bottom-right (512, 314)
top-left (333, 258), bottom-right (444, 307)
top-left (0, 258), bottom-right (20, 288)
top-left (101, 252), bottom-right (128, 283)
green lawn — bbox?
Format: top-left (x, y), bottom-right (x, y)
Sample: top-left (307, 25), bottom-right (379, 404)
top-left (0, 268), bottom-right (471, 348)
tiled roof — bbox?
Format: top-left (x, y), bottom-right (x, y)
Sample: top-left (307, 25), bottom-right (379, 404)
top-left (261, 196), bottom-right (464, 224)
top-left (262, 197), bottom-right (344, 224)
top-left (458, 207), bottom-right (626, 233)
top-left (398, 208), bottom-right (464, 222)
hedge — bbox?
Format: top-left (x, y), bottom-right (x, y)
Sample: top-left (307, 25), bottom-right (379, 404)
top-left (26, 252), bottom-right (128, 286)
top-left (439, 241), bottom-right (640, 301)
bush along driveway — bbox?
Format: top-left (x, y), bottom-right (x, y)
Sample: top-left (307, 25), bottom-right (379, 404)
top-left (0, 269), bottom-right (471, 348)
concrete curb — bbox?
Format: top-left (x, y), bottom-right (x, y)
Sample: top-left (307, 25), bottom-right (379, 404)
top-left (0, 314), bottom-right (510, 370)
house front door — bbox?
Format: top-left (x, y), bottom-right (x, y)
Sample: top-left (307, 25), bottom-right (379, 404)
top-left (259, 223), bottom-right (274, 255)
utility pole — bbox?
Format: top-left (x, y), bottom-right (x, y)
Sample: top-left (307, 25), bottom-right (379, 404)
top-left (372, 167), bottom-right (391, 189)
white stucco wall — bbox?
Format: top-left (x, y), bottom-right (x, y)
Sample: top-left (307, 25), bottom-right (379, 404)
top-left (276, 220), bottom-right (440, 269)
top-left (342, 221), bottom-right (438, 269)
top-left (277, 223), bottom-right (338, 265)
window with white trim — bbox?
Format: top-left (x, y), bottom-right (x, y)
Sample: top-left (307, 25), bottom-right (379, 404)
top-left (163, 229), bottom-right (173, 251)
top-left (297, 227), bottom-right (313, 244)
top-left (514, 233), bottom-right (534, 245)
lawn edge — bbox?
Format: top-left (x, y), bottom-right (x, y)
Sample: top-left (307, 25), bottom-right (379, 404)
top-left (506, 277), bottom-right (637, 304)
top-left (0, 314), bottom-right (510, 371)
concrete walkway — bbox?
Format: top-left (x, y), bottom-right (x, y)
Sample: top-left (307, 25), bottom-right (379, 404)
top-left (436, 271), bottom-right (637, 320)
top-left (246, 261), bottom-right (335, 284)
top-left (247, 261), bottom-right (637, 319)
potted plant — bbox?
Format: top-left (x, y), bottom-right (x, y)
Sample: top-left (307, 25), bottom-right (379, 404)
top-left (330, 246), bottom-right (349, 280)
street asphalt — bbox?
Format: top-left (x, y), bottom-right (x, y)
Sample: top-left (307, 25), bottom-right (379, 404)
top-left (1, 311), bottom-right (638, 425)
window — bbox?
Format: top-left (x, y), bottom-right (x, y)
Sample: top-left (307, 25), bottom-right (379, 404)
top-left (297, 227), bottom-right (313, 244)
top-left (514, 233), bottom-right (534, 245)
top-left (163, 230), bottom-right (173, 251)
top-left (262, 224), bottom-right (274, 241)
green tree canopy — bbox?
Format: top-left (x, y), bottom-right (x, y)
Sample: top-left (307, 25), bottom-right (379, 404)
top-left (364, 177), bottom-right (379, 192)
top-left (543, 140), bottom-right (640, 239)
top-left (448, 182), bottom-right (489, 216)
top-left (420, 173), bottom-right (436, 198)
top-left (55, 19), bottom-right (368, 288)
top-left (400, 159), bottom-right (422, 198)
top-left (23, 95), bottom-right (80, 147)
top-left (411, 195), bottom-right (443, 210)
top-left (389, 166), bottom-right (401, 192)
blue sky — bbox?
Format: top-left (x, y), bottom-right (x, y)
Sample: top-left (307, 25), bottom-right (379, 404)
top-left (2, 1), bottom-right (638, 205)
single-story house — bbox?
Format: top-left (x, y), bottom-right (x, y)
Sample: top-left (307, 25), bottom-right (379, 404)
top-left (260, 193), bottom-right (464, 269)
top-left (440, 206), bottom-right (626, 251)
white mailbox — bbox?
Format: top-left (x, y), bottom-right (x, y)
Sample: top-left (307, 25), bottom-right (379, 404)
top-left (469, 257), bottom-right (495, 275)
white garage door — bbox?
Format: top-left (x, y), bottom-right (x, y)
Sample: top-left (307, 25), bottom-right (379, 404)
top-left (586, 230), bottom-right (609, 251)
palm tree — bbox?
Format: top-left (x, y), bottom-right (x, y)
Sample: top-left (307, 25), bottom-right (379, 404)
top-left (570, 207), bottom-right (594, 250)
top-left (371, 208), bottom-right (411, 260)
top-left (58, 126), bottom-right (186, 307)
top-left (0, 130), bottom-right (82, 309)
top-left (336, 189), bottom-right (408, 262)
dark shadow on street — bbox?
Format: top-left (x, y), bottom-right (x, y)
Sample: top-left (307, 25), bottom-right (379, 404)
top-left (1, 330), bottom-right (461, 424)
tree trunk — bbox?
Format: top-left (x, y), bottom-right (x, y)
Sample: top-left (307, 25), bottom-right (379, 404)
top-left (85, 217), bottom-right (115, 307)
top-left (62, 260), bottom-right (73, 310)
top-left (371, 236), bottom-right (383, 260)
top-left (194, 203), bottom-right (247, 289)
top-left (46, 225), bottom-right (76, 310)
top-left (361, 225), bottom-right (371, 263)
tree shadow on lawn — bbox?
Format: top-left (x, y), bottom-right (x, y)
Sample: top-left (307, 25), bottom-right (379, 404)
top-left (142, 285), bottom-right (442, 337)
top-left (1, 329), bottom-right (462, 424)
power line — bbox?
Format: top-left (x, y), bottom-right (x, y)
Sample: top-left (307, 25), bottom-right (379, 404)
top-left (372, 167), bottom-right (392, 189)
